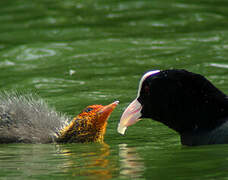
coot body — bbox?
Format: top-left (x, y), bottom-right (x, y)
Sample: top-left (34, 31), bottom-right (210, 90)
top-left (118, 69), bottom-right (228, 146)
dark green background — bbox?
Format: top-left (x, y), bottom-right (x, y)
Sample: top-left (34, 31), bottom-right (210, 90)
top-left (1, 0), bottom-right (228, 179)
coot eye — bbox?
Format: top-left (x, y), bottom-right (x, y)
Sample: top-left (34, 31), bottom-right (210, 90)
top-left (84, 108), bottom-right (93, 112)
top-left (144, 85), bottom-right (150, 94)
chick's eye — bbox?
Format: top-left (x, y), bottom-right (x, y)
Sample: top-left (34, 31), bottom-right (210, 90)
top-left (84, 107), bottom-right (93, 112)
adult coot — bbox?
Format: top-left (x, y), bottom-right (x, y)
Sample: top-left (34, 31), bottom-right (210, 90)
top-left (118, 69), bottom-right (228, 146)
top-left (0, 92), bottom-right (118, 143)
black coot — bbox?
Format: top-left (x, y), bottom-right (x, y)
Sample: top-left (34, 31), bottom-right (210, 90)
top-left (118, 69), bottom-right (228, 146)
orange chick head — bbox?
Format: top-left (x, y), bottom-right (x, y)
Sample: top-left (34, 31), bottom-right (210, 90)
top-left (57, 101), bottom-right (119, 143)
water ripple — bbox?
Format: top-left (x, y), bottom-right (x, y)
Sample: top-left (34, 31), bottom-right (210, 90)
top-left (0, 60), bottom-right (15, 67)
top-left (17, 48), bottom-right (56, 61)
top-left (209, 63), bottom-right (228, 69)
top-left (2, 45), bottom-right (57, 61)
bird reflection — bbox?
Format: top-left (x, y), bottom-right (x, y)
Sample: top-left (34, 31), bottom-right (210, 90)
top-left (119, 143), bottom-right (145, 179)
top-left (57, 143), bottom-right (113, 179)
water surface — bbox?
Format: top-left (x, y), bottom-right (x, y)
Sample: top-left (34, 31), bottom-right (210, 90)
top-left (1, 0), bottom-right (228, 179)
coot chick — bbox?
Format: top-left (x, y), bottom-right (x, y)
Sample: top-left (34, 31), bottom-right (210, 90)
top-left (0, 92), bottom-right (118, 143)
top-left (118, 69), bottom-right (228, 146)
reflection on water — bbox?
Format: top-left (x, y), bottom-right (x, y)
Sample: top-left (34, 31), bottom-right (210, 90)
top-left (1, 0), bottom-right (228, 179)
top-left (0, 60), bottom-right (15, 67)
top-left (209, 63), bottom-right (228, 69)
top-left (119, 144), bottom-right (145, 179)
top-left (0, 143), bottom-right (117, 179)
top-left (0, 144), bottom-right (63, 178)
top-left (58, 143), bottom-right (113, 179)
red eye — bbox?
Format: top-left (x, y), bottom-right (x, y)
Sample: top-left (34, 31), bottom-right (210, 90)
top-left (145, 85), bottom-right (150, 94)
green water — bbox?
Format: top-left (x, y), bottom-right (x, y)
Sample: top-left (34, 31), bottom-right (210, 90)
top-left (1, 0), bottom-right (228, 179)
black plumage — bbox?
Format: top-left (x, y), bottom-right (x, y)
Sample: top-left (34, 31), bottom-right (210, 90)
top-left (118, 69), bottom-right (228, 146)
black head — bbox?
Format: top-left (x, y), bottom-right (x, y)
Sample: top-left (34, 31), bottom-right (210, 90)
top-left (118, 69), bottom-right (228, 135)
